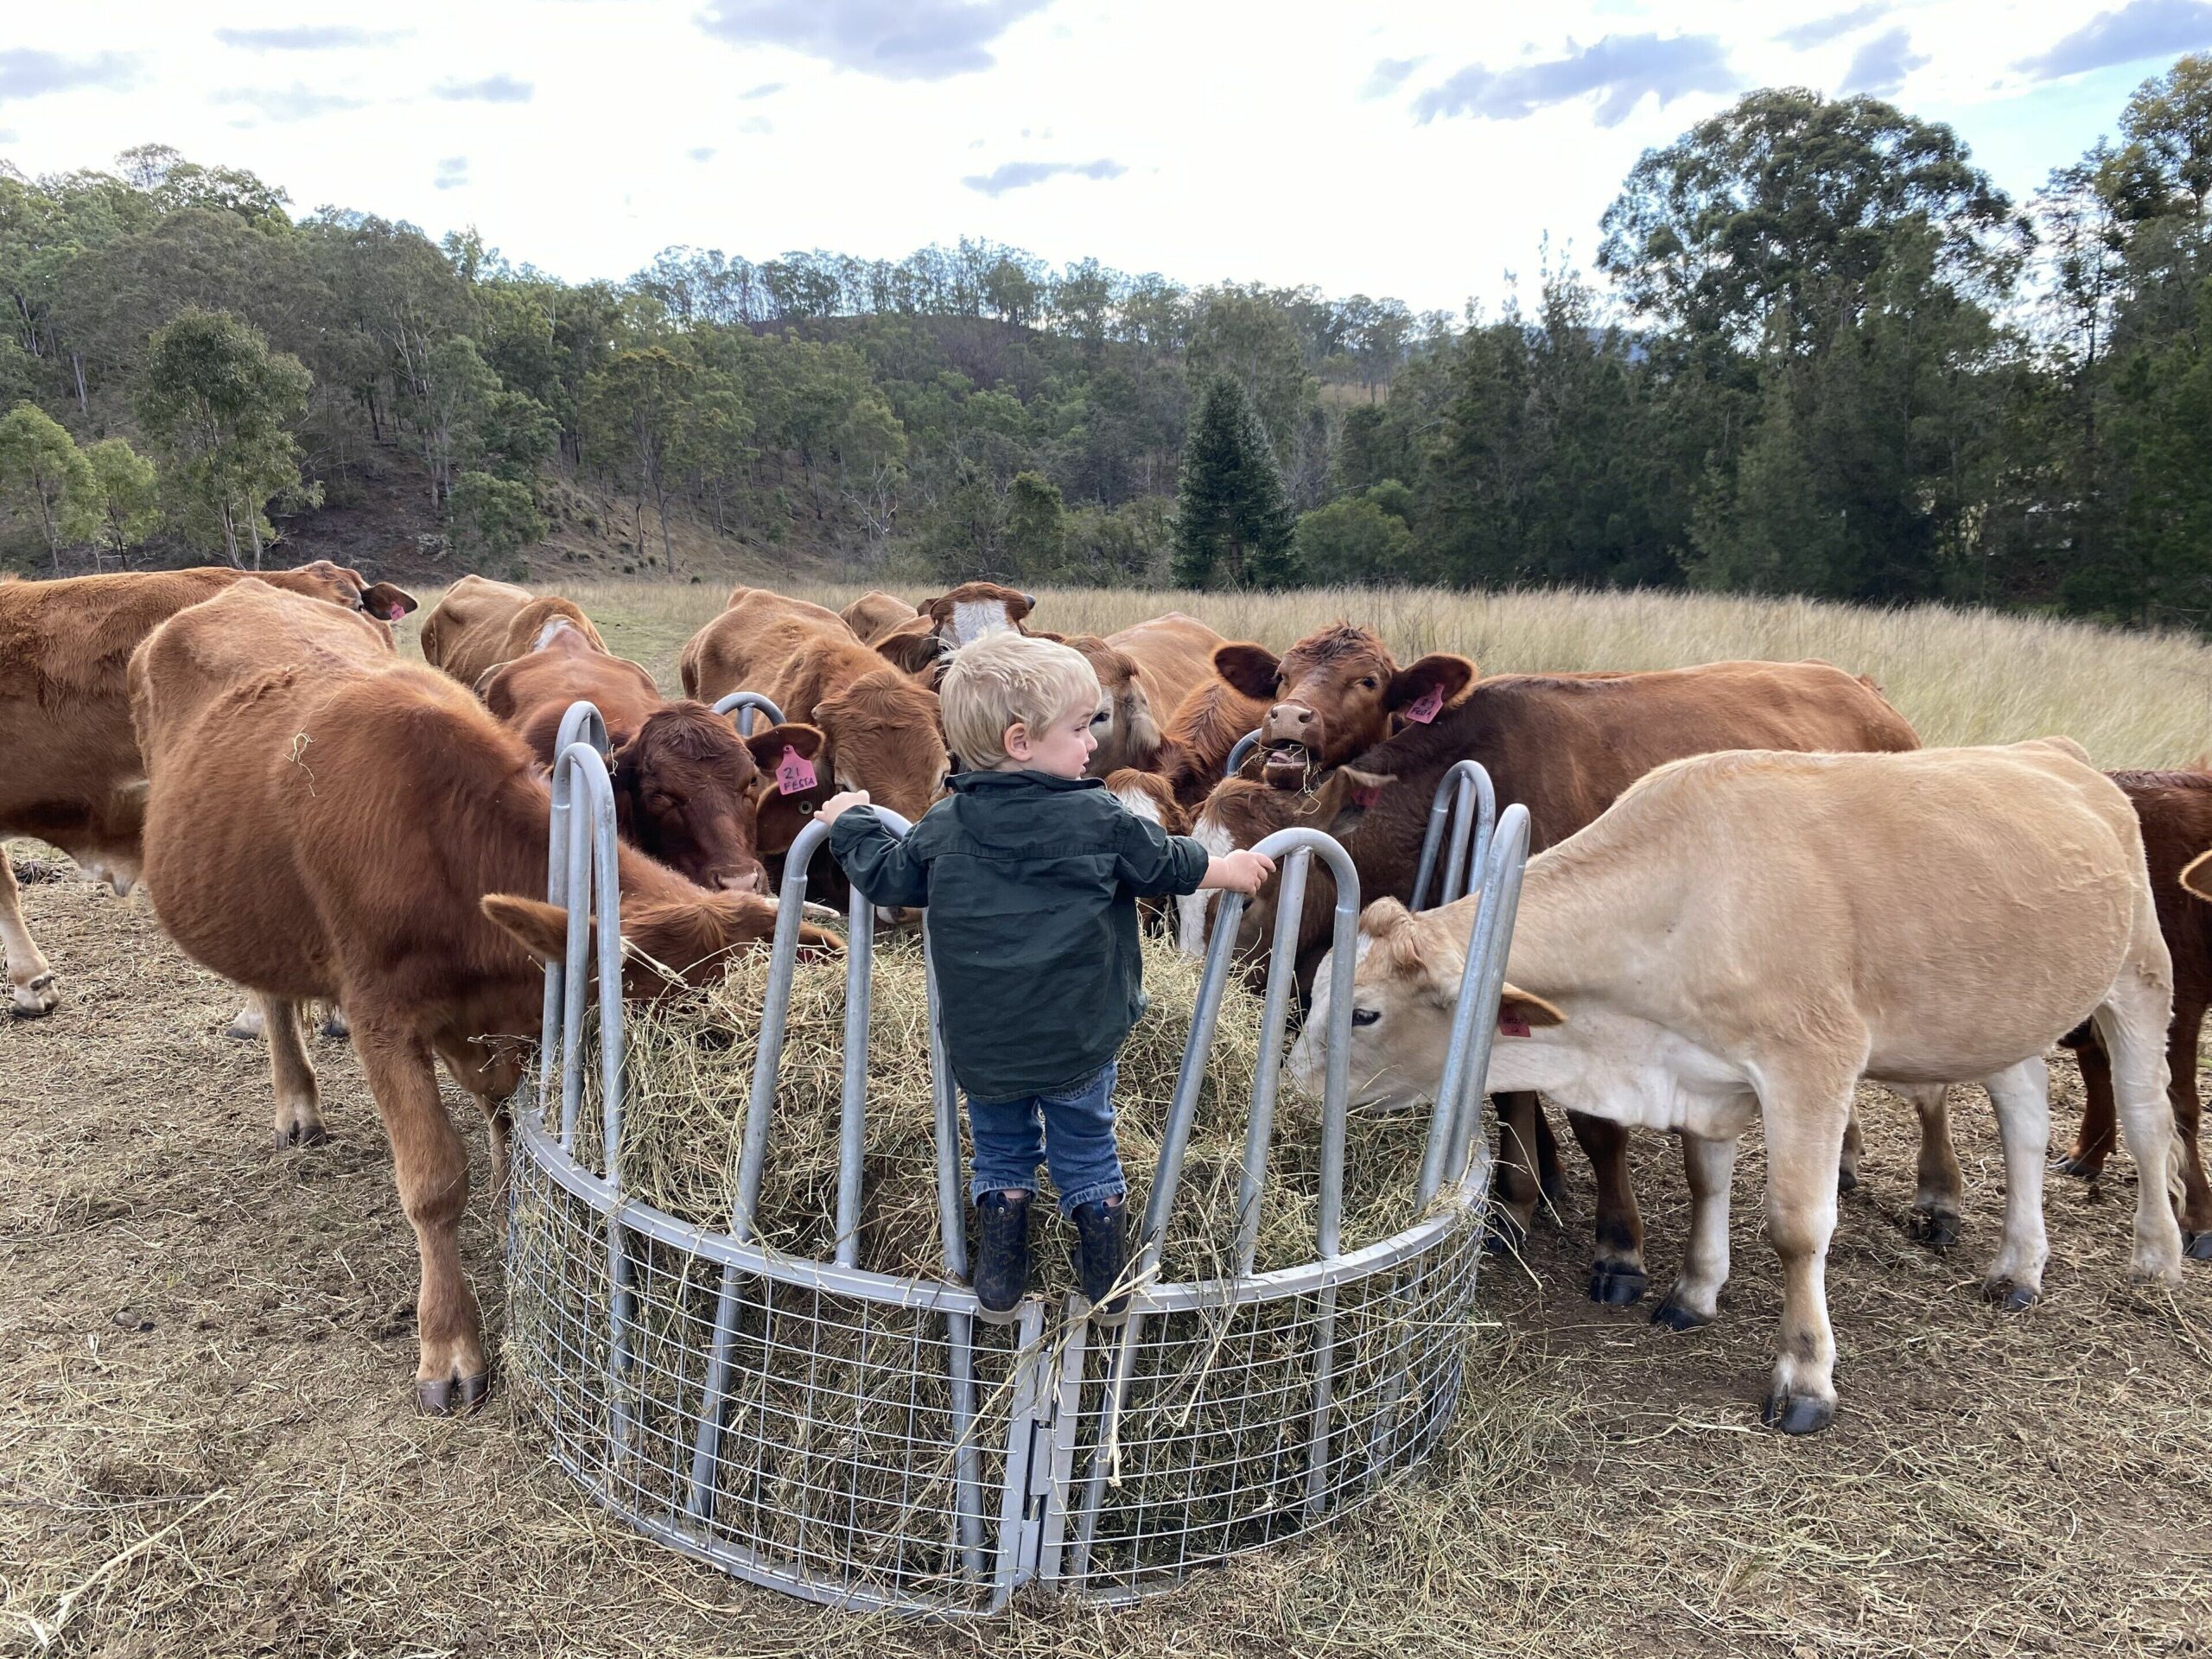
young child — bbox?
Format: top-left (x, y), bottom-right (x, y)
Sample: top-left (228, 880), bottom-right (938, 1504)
top-left (820, 631), bottom-right (1273, 1321)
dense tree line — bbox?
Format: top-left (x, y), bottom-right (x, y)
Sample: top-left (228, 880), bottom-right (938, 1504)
top-left (3, 59), bottom-right (2211, 628)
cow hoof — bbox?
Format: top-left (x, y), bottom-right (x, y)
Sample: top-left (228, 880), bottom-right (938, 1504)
top-left (270, 1122), bottom-right (327, 1149)
top-left (1982, 1279), bottom-right (2039, 1312)
top-left (1760, 1392), bottom-right (1835, 1436)
top-left (1836, 1165), bottom-right (1859, 1194)
top-left (1906, 1209), bottom-right (1960, 1251)
top-left (320, 1008), bottom-right (350, 1040)
top-left (8, 973), bottom-right (58, 1018)
top-left (416, 1372), bottom-right (492, 1415)
top-left (1484, 1214), bottom-right (1528, 1257)
top-left (2052, 1152), bottom-right (2102, 1180)
top-left (225, 1009), bottom-right (264, 1041)
top-left (2186, 1231), bottom-right (2212, 1262)
top-left (1538, 1170), bottom-right (1569, 1205)
top-left (1651, 1296), bottom-right (1711, 1332)
top-left (1588, 1263), bottom-right (1648, 1306)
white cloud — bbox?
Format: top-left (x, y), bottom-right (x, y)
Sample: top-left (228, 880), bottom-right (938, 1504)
top-left (1414, 33), bottom-right (1739, 127)
top-left (433, 73), bottom-right (532, 103)
top-left (1840, 25), bottom-right (1930, 94)
top-left (963, 156), bottom-right (1125, 195)
top-left (2013, 0), bottom-right (2212, 79)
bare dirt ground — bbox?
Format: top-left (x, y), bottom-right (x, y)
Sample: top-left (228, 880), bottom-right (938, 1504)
top-left (3, 849), bottom-right (2209, 1658)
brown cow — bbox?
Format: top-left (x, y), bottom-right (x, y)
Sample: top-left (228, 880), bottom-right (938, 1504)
top-left (1065, 613), bottom-right (1230, 779)
top-left (0, 562), bottom-right (417, 1017)
top-left (128, 579), bottom-right (836, 1411)
top-left (2055, 769), bottom-right (2212, 1258)
top-left (679, 587), bottom-right (950, 827)
top-left (920, 581), bottom-right (1034, 648)
top-left (1213, 623), bottom-right (1477, 788)
top-left (1230, 660), bottom-right (1923, 1302)
top-left (477, 625), bottom-right (828, 894)
top-left (842, 589), bottom-right (918, 645)
top-left (417, 574), bottom-right (608, 690)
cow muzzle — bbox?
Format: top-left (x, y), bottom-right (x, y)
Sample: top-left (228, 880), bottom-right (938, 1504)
top-left (715, 863), bottom-right (769, 895)
top-left (1261, 702), bottom-right (1321, 789)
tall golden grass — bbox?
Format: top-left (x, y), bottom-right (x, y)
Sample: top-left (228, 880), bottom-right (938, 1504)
top-left (409, 579), bottom-right (2212, 769)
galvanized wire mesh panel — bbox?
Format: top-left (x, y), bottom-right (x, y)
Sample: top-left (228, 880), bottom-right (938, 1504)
top-left (504, 701), bottom-right (1528, 1616)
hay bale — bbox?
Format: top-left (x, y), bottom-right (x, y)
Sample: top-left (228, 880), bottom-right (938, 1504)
top-left (570, 931), bottom-right (1436, 1288)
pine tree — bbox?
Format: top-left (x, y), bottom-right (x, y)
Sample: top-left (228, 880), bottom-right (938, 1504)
top-left (1173, 373), bottom-right (1296, 588)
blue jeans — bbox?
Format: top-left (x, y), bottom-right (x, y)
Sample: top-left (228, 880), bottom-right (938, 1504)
top-left (966, 1061), bottom-right (1126, 1216)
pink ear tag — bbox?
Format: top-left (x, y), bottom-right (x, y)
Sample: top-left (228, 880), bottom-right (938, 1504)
top-left (776, 747), bottom-right (819, 795)
top-left (1351, 785), bottom-right (1380, 809)
top-left (387, 601), bottom-right (407, 620)
top-left (1403, 685), bottom-right (1444, 724)
top-left (1498, 1011), bottom-right (1531, 1038)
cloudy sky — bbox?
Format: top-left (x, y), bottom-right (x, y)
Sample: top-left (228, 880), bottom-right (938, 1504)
top-left (3, 0), bottom-right (2209, 314)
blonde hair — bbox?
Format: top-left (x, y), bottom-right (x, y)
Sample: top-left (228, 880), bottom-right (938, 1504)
top-left (940, 632), bottom-right (1101, 771)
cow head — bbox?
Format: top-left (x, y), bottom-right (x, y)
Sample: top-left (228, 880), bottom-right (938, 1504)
top-left (285, 559), bottom-right (420, 622)
top-left (608, 703), bottom-right (823, 894)
top-left (1287, 897), bottom-right (1562, 1112)
top-left (482, 889), bottom-right (842, 997)
top-left (872, 614), bottom-right (951, 681)
top-left (1103, 768), bottom-right (1190, 836)
top-left (1067, 637), bottom-right (1160, 775)
top-left (923, 582), bottom-right (1034, 649)
top-left (811, 671), bottom-right (951, 825)
top-left (1214, 626), bottom-right (1475, 788)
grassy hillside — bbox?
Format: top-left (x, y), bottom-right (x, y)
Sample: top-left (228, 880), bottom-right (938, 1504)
top-left (399, 579), bottom-right (2212, 771)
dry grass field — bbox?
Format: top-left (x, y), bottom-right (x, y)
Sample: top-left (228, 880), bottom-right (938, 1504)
top-left (5, 579), bottom-right (2212, 1656)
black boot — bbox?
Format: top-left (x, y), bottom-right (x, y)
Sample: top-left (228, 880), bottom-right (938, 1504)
top-left (970, 1190), bottom-right (1031, 1322)
top-left (1070, 1195), bottom-right (1129, 1323)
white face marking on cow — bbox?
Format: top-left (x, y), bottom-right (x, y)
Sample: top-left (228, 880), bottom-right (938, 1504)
top-left (949, 600), bottom-right (1014, 648)
top-left (1176, 812), bottom-right (1237, 957)
top-left (1112, 780), bottom-right (1163, 825)
top-left (533, 617), bottom-right (577, 652)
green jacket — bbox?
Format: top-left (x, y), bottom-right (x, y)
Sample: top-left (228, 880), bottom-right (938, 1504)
top-left (830, 771), bottom-right (1211, 1099)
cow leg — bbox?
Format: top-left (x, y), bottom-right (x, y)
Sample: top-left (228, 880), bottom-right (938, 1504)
top-left (1838, 1106), bottom-right (1863, 1193)
top-left (0, 855), bottom-right (59, 1018)
top-left (2094, 983), bottom-right (2185, 1282)
top-left (1654, 1130), bottom-right (1737, 1330)
top-left (433, 1034), bottom-right (524, 1199)
top-left (355, 1020), bottom-right (487, 1413)
top-left (1570, 1111), bottom-right (1647, 1305)
top-left (262, 995), bottom-right (327, 1148)
top-left (1489, 1092), bottom-right (1544, 1255)
top-left (2056, 1027), bottom-right (2116, 1179)
top-left (2164, 1000), bottom-right (2212, 1258)
top-left (1533, 1104), bottom-right (1567, 1204)
top-left (1757, 1068), bottom-right (1853, 1435)
top-left (1979, 1058), bottom-right (2051, 1308)
top-left (1896, 1083), bottom-right (1962, 1250)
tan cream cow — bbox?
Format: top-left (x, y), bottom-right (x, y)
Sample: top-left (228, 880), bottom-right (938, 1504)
top-left (1291, 740), bottom-right (2183, 1434)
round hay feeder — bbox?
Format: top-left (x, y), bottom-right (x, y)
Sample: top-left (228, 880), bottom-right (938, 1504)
top-left (505, 700), bottom-right (1531, 1616)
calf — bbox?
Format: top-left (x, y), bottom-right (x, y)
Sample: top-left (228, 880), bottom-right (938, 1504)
top-left (476, 624), bottom-right (827, 894)
top-left (1234, 660), bottom-right (1923, 1302)
top-left (1294, 740), bottom-right (2183, 1433)
top-left (1, 562), bottom-right (416, 1017)
top-left (128, 580), bottom-right (835, 1411)
top-left (842, 589), bottom-right (918, 645)
top-left (679, 587), bottom-right (950, 827)
top-left (1213, 623), bottom-right (1475, 788)
top-left (2056, 769), bottom-right (2212, 1256)
top-left (417, 574), bottom-right (607, 690)
top-left (1065, 613), bottom-right (1230, 779)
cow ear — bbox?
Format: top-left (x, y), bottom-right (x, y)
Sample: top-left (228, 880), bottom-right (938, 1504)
top-left (471, 658), bottom-right (516, 704)
top-left (874, 628), bottom-right (944, 677)
top-left (482, 894), bottom-right (573, 963)
top-left (923, 593), bottom-right (957, 628)
top-left (2183, 850), bottom-right (2212, 904)
top-left (363, 581), bottom-right (418, 619)
top-left (745, 721), bottom-right (824, 772)
top-left (1316, 766), bottom-right (1395, 824)
top-left (1387, 653), bottom-right (1477, 715)
top-left (1498, 986), bottom-right (1566, 1031)
top-left (1213, 643), bottom-right (1281, 700)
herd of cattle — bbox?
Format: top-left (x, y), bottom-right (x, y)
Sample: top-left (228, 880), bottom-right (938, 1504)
top-left (2, 560), bottom-right (2208, 1434)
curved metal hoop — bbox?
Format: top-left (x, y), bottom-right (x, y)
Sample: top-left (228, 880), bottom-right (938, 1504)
top-left (711, 690), bottom-right (785, 736)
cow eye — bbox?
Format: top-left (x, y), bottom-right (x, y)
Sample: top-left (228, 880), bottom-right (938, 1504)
top-left (1359, 677), bottom-right (1378, 691)
top-left (1351, 1007), bottom-right (1381, 1027)
top-left (797, 799), bottom-right (817, 816)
